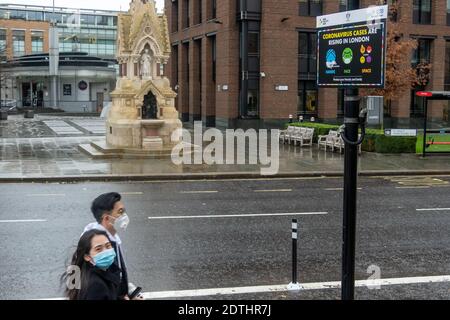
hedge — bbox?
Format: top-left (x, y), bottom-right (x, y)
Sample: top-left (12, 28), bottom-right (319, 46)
top-left (286, 122), bottom-right (417, 153)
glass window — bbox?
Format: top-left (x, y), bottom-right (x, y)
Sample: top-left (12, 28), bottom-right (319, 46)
top-left (172, 45), bottom-right (179, 84)
top-left (81, 15), bottom-right (96, 26)
top-left (248, 32), bottom-right (259, 54)
top-left (247, 0), bottom-right (262, 13)
top-left (31, 31), bottom-right (44, 53)
top-left (0, 29), bottom-right (6, 53)
top-left (445, 41), bottom-right (450, 90)
top-left (299, 0), bottom-right (322, 16)
top-left (413, 0), bottom-right (432, 24)
top-left (298, 81), bottom-right (318, 116)
top-left (310, 0), bottom-right (322, 16)
top-left (411, 88), bottom-right (426, 117)
top-left (10, 10), bottom-right (27, 20)
top-left (412, 38), bottom-right (431, 66)
top-left (97, 15), bottom-right (110, 26)
top-left (212, 0), bottom-right (216, 19)
top-left (337, 89), bottom-right (345, 117)
top-left (339, 0), bottom-right (360, 12)
top-left (298, 32), bottom-right (317, 75)
top-left (46, 13), bottom-right (63, 23)
top-left (247, 90), bottom-right (259, 117)
top-left (447, 0), bottom-right (450, 26)
top-left (28, 11), bottom-right (44, 21)
top-left (172, 1), bottom-right (179, 31)
top-left (299, 0), bottom-right (309, 15)
top-left (12, 30), bottom-right (25, 56)
top-left (0, 10), bottom-right (9, 19)
top-left (212, 36), bottom-right (216, 82)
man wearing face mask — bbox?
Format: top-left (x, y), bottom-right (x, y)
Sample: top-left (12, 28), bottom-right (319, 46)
top-left (82, 192), bottom-right (142, 300)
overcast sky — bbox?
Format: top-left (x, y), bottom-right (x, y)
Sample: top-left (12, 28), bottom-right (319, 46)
top-left (1, 0), bottom-right (165, 12)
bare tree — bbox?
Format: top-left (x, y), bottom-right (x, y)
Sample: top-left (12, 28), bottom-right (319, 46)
top-left (361, 1), bottom-right (432, 111)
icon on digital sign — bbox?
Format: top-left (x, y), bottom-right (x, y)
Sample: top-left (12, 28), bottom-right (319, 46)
top-left (342, 48), bottom-right (353, 64)
top-left (360, 56), bottom-right (366, 64)
top-left (367, 45), bottom-right (373, 54)
top-left (360, 45), bottom-right (366, 54)
top-left (326, 49), bottom-right (338, 69)
top-left (366, 56), bottom-right (372, 63)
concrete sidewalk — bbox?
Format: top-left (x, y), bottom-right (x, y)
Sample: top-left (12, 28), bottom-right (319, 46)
top-left (1, 134), bottom-right (450, 182)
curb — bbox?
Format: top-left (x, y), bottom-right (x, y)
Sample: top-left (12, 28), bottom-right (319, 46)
top-left (1, 170), bottom-right (450, 183)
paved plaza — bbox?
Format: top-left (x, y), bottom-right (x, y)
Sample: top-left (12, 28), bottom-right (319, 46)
top-left (0, 115), bottom-right (450, 179)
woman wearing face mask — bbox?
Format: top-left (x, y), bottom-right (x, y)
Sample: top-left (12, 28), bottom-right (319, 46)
top-left (63, 229), bottom-right (121, 300)
top-left (82, 192), bottom-right (134, 300)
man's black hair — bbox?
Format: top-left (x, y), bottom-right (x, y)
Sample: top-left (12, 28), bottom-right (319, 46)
top-left (91, 192), bottom-right (122, 223)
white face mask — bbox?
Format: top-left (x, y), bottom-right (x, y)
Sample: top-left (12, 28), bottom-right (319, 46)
top-left (111, 213), bottom-right (130, 231)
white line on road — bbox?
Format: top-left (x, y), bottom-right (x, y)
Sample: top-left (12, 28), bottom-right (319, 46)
top-left (254, 189), bottom-right (293, 193)
top-left (0, 219), bottom-right (47, 223)
top-left (148, 212), bottom-right (328, 220)
top-left (140, 275), bottom-right (450, 299)
top-left (38, 275), bottom-right (450, 300)
top-left (325, 188), bottom-right (362, 191)
top-left (121, 192), bottom-right (144, 195)
top-left (416, 208), bottom-right (450, 212)
top-left (396, 186), bottom-right (430, 189)
top-left (27, 194), bottom-right (66, 197)
top-left (180, 191), bottom-right (219, 194)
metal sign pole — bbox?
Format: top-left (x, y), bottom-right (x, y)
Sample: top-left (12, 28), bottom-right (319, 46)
top-left (423, 98), bottom-right (428, 158)
top-left (341, 88), bottom-right (360, 300)
top-left (316, 5), bottom-right (388, 300)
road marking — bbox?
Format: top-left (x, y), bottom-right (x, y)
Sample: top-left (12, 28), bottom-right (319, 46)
top-left (180, 191), bottom-right (219, 194)
top-left (0, 219), bottom-right (46, 223)
top-left (254, 189), bottom-right (293, 193)
top-left (386, 176), bottom-right (448, 187)
top-left (38, 274), bottom-right (450, 300)
top-left (122, 192), bottom-right (144, 195)
top-left (148, 212), bottom-right (328, 220)
top-left (416, 208), bottom-right (450, 212)
top-left (140, 275), bottom-right (450, 299)
top-left (396, 186), bottom-right (430, 189)
top-left (325, 188), bottom-right (362, 191)
top-left (27, 193), bottom-right (66, 197)
top-left (133, 176), bottom-right (339, 184)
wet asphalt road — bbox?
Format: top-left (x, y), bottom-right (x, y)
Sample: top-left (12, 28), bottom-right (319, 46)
top-left (0, 176), bottom-right (450, 300)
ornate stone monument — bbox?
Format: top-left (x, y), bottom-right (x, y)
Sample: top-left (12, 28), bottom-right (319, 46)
top-left (80, 0), bottom-right (183, 158)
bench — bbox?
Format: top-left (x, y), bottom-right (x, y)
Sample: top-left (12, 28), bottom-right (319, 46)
top-left (334, 135), bottom-right (363, 154)
top-left (318, 130), bottom-right (339, 151)
top-left (280, 126), bottom-right (295, 144)
top-left (292, 127), bottom-right (315, 147)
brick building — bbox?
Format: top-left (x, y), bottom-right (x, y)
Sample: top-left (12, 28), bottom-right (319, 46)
top-left (165, 0), bottom-right (450, 129)
top-left (0, 4), bottom-right (121, 111)
top-left (0, 18), bottom-right (49, 60)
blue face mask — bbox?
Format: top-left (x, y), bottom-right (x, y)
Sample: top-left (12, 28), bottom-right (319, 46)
top-left (92, 249), bottom-right (116, 269)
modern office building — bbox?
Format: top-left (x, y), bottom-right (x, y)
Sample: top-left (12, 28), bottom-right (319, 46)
top-left (165, 0), bottom-right (450, 129)
top-left (2, 52), bottom-right (116, 111)
top-left (0, 3), bottom-right (122, 111)
top-left (0, 3), bottom-right (120, 60)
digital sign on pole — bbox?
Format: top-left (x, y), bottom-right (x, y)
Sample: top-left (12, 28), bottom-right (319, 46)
top-left (316, 5), bottom-right (388, 88)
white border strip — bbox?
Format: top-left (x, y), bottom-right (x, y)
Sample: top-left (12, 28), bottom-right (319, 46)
top-left (317, 5), bottom-right (388, 28)
top-left (148, 212), bottom-right (328, 220)
top-left (142, 275), bottom-right (450, 299)
top-left (0, 219), bottom-right (47, 223)
top-left (416, 208), bottom-right (450, 212)
top-left (38, 275), bottom-right (450, 300)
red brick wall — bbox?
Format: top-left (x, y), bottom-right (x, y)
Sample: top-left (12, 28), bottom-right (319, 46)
top-left (167, 0), bottom-right (450, 126)
top-left (0, 19), bottom-right (49, 60)
top-left (259, 0), bottom-right (298, 120)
